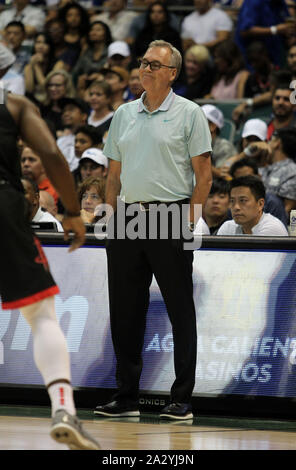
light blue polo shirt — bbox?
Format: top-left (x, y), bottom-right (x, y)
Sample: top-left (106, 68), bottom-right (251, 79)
top-left (103, 89), bottom-right (212, 203)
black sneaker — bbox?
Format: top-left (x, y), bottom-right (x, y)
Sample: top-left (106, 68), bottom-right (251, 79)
top-left (94, 400), bottom-right (140, 417)
top-left (159, 403), bottom-right (193, 420)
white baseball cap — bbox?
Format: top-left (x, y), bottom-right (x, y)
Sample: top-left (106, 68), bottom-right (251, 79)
top-left (108, 41), bottom-right (130, 58)
top-left (201, 104), bottom-right (224, 129)
top-left (242, 119), bottom-right (268, 141)
top-left (0, 43), bottom-right (15, 70)
top-left (80, 148), bottom-right (108, 168)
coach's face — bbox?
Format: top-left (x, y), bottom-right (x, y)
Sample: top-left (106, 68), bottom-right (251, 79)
top-left (139, 46), bottom-right (176, 91)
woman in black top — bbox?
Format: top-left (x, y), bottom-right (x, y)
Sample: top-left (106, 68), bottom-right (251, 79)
top-left (24, 32), bottom-right (65, 104)
top-left (45, 18), bottom-right (81, 72)
top-left (72, 21), bottom-right (112, 86)
top-left (58, 2), bottom-right (90, 57)
top-left (133, 2), bottom-right (182, 59)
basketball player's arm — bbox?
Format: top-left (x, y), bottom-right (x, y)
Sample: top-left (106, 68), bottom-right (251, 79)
top-left (10, 95), bottom-right (85, 251)
top-left (190, 153), bottom-right (213, 226)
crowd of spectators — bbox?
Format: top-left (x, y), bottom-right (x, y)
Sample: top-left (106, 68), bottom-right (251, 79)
top-left (1, 0), bottom-right (296, 235)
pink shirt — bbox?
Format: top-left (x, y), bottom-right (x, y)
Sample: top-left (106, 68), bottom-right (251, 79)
top-left (211, 70), bottom-right (244, 100)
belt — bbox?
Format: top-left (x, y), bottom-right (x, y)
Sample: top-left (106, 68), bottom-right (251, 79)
top-left (126, 199), bottom-right (190, 212)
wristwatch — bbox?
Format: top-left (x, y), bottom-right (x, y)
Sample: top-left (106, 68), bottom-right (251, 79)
top-left (270, 25), bottom-right (278, 35)
top-left (188, 222), bottom-right (195, 232)
top-left (245, 98), bottom-right (254, 108)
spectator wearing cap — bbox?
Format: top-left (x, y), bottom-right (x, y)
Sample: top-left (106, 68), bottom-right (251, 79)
top-left (87, 80), bottom-right (114, 139)
top-left (72, 124), bottom-right (103, 187)
top-left (227, 125), bottom-right (296, 216)
top-left (107, 40), bottom-right (131, 69)
top-left (78, 147), bottom-right (108, 181)
top-left (56, 97), bottom-right (90, 171)
top-left (256, 128), bottom-right (296, 216)
top-left (90, 0), bottom-right (138, 42)
top-left (78, 175), bottom-right (106, 224)
top-left (201, 104), bottom-right (236, 173)
top-left (223, 118), bottom-right (268, 170)
top-left (99, 66), bottom-right (129, 110)
top-left (72, 20), bottom-right (112, 86)
top-left (0, 39), bottom-right (24, 94)
top-left (240, 119), bottom-right (268, 152)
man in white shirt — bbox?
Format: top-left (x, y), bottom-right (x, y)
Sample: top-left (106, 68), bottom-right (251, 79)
top-left (90, 0), bottom-right (138, 42)
top-left (0, 0), bottom-right (45, 41)
top-left (181, 0), bottom-right (233, 51)
top-left (1, 67), bottom-right (24, 94)
top-left (0, 42), bottom-right (24, 94)
top-left (217, 175), bottom-right (288, 236)
top-left (22, 177), bottom-right (64, 232)
top-left (57, 98), bottom-right (90, 172)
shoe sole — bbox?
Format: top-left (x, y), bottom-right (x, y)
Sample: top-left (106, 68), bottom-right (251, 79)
top-left (94, 410), bottom-right (140, 417)
top-left (159, 413), bottom-right (193, 420)
top-left (50, 423), bottom-right (100, 450)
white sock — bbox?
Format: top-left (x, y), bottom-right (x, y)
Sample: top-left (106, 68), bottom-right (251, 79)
top-left (47, 381), bottom-right (76, 416)
top-left (20, 296), bottom-right (76, 417)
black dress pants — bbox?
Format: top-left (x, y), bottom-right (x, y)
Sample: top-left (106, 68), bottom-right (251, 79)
top-left (106, 207), bottom-right (197, 405)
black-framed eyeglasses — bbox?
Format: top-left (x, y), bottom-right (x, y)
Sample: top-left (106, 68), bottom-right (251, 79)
top-left (138, 58), bottom-right (176, 71)
top-left (47, 83), bottom-right (65, 88)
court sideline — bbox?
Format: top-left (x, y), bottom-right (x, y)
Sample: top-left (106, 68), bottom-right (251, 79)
top-left (0, 406), bottom-right (296, 450)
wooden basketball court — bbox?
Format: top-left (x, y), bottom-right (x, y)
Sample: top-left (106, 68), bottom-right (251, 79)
top-left (0, 406), bottom-right (296, 450)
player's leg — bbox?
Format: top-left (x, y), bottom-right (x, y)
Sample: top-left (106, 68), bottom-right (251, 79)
top-left (20, 296), bottom-right (100, 450)
top-left (0, 187), bottom-right (99, 449)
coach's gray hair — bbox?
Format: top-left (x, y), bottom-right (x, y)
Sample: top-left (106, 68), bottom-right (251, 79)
top-left (147, 40), bottom-right (182, 81)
